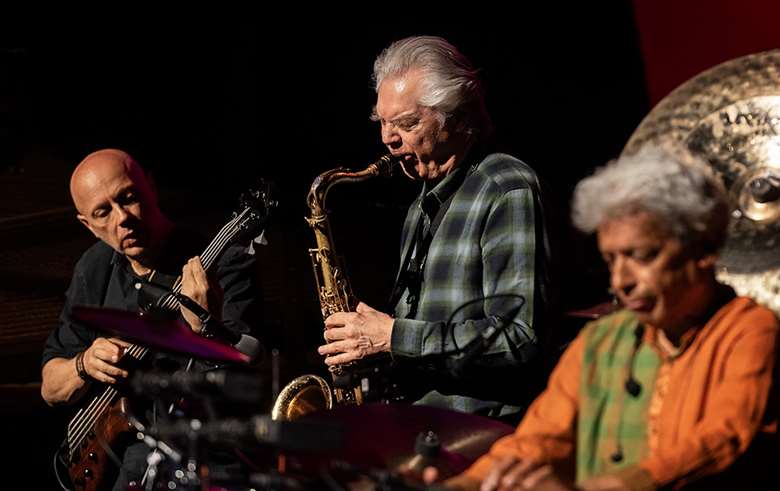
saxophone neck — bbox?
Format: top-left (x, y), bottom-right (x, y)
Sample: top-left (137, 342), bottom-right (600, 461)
top-left (307, 155), bottom-right (397, 213)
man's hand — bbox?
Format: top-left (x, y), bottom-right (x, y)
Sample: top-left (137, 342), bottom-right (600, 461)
top-left (82, 337), bottom-right (131, 384)
top-left (318, 302), bottom-right (393, 365)
top-left (480, 457), bottom-right (575, 491)
top-left (179, 256), bottom-right (223, 333)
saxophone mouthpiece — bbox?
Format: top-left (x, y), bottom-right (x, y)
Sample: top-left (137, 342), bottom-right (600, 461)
top-left (372, 154), bottom-right (398, 177)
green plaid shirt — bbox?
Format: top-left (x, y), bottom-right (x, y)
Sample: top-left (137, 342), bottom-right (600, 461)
top-left (391, 152), bottom-right (547, 417)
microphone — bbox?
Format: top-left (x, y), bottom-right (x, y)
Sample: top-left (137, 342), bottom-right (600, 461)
top-left (131, 369), bottom-right (264, 403)
top-left (135, 281), bottom-right (262, 363)
top-left (624, 378), bottom-right (642, 398)
top-left (610, 446), bottom-right (624, 463)
top-left (448, 321), bottom-right (504, 377)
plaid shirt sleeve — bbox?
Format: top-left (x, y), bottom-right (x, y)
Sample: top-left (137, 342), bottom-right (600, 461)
top-left (392, 187), bottom-right (537, 369)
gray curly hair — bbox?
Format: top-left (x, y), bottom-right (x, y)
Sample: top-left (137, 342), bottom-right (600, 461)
top-left (572, 143), bottom-right (730, 253)
top-left (372, 35), bottom-right (492, 139)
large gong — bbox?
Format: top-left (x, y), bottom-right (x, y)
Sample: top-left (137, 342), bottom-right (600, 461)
top-left (623, 49), bottom-right (780, 313)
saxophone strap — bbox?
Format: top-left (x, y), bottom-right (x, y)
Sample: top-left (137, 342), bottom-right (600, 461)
top-left (389, 164), bottom-right (473, 316)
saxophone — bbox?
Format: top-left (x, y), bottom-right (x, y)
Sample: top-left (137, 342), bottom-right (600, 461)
top-left (271, 154), bottom-right (400, 421)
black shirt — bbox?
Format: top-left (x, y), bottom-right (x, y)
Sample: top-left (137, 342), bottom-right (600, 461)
top-left (42, 228), bottom-right (261, 490)
top-left (42, 228), bottom-right (260, 368)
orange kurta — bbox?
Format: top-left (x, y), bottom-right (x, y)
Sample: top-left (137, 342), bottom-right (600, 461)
top-left (464, 296), bottom-right (779, 490)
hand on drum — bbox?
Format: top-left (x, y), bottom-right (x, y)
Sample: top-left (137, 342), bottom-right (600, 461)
top-left (480, 457), bottom-right (575, 491)
top-left (423, 456), bottom-right (576, 491)
top-left (318, 302), bottom-right (393, 365)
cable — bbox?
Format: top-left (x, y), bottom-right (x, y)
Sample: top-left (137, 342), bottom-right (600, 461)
top-left (435, 292), bottom-right (527, 359)
top-left (53, 442), bottom-right (73, 491)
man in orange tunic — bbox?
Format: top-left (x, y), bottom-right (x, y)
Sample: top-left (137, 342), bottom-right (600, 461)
top-left (443, 144), bottom-right (779, 490)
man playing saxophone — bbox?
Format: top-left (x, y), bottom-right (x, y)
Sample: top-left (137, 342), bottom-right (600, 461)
top-left (317, 35), bottom-right (552, 421)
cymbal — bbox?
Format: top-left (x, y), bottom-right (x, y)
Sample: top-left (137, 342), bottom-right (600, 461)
top-left (622, 49), bottom-right (780, 313)
top-left (291, 403), bottom-right (514, 480)
top-left (71, 306), bottom-right (250, 364)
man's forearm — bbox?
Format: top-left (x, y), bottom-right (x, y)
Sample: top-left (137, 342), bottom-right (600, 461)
top-left (41, 356), bottom-right (89, 406)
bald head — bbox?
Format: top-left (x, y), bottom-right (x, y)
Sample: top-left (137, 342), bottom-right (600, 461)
top-left (71, 148), bottom-right (170, 266)
top-left (70, 149), bottom-right (148, 214)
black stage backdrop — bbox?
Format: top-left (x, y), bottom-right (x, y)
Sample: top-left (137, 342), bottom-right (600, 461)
top-left (0, 8), bottom-right (648, 487)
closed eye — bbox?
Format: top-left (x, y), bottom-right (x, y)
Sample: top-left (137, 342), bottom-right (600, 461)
top-left (370, 108), bottom-right (422, 131)
top-left (631, 248), bottom-right (660, 263)
top-left (393, 117), bottom-right (420, 131)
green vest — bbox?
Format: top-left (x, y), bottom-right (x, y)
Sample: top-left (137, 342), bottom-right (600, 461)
top-left (576, 310), bottom-right (661, 482)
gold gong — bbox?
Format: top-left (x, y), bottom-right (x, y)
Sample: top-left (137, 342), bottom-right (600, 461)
top-left (623, 49), bottom-right (780, 313)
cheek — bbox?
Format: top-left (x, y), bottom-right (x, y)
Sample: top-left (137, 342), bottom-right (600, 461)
top-left (654, 269), bottom-right (690, 303)
top-left (402, 132), bottom-right (422, 150)
top-left (123, 205), bottom-right (145, 224)
top-left (407, 125), bottom-right (439, 153)
top-left (634, 267), bottom-right (670, 302)
top-left (413, 135), bottom-right (438, 156)
top-left (93, 225), bottom-right (113, 243)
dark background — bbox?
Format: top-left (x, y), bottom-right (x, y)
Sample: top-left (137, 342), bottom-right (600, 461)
top-left (2, 2), bottom-right (779, 487)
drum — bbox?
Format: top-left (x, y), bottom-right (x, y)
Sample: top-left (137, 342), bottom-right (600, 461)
top-left (284, 402), bottom-right (515, 485)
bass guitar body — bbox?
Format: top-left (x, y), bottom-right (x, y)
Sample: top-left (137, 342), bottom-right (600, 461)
top-left (68, 397), bottom-right (133, 491)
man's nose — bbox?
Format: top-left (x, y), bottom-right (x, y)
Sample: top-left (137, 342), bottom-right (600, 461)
top-left (611, 256), bottom-right (636, 294)
top-left (113, 204), bottom-right (130, 225)
top-left (381, 124), bottom-right (401, 148)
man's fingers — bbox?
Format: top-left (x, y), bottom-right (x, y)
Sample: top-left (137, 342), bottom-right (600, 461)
top-left (182, 260), bottom-right (194, 283)
top-left (323, 352), bottom-right (359, 366)
top-left (520, 465), bottom-right (553, 490)
top-left (494, 456), bottom-right (519, 474)
top-left (98, 374), bottom-right (117, 384)
top-left (481, 456), bottom-right (520, 491)
top-left (189, 256), bottom-right (205, 274)
top-left (318, 338), bottom-right (362, 365)
top-left (422, 466), bottom-right (439, 484)
top-left (499, 462), bottom-right (530, 489)
top-left (108, 337), bottom-right (131, 348)
top-left (355, 302), bottom-right (374, 313)
top-left (325, 312), bottom-right (352, 328)
top-left (481, 468), bottom-right (501, 491)
top-left (96, 360), bottom-right (129, 379)
top-left (318, 339), bottom-right (357, 355)
top-left (92, 345), bottom-right (122, 364)
top-left (89, 359), bottom-right (128, 384)
top-left (181, 258), bottom-right (207, 295)
top-left (185, 257), bottom-right (207, 289)
top-left (323, 326), bottom-right (356, 342)
top-left (499, 460), bottom-right (541, 490)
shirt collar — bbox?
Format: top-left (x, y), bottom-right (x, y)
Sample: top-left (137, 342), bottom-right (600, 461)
top-left (642, 284), bottom-right (736, 360)
top-left (419, 164), bottom-right (470, 218)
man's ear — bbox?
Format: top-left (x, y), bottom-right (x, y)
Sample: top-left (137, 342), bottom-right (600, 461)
top-left (77, 213), bottom-right (99, 238)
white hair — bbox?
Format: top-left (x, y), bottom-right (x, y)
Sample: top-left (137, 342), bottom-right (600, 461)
top-left (373, 35), bottom-right (492, 138)
top-left (572, 143), bottom-right (730, 252)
